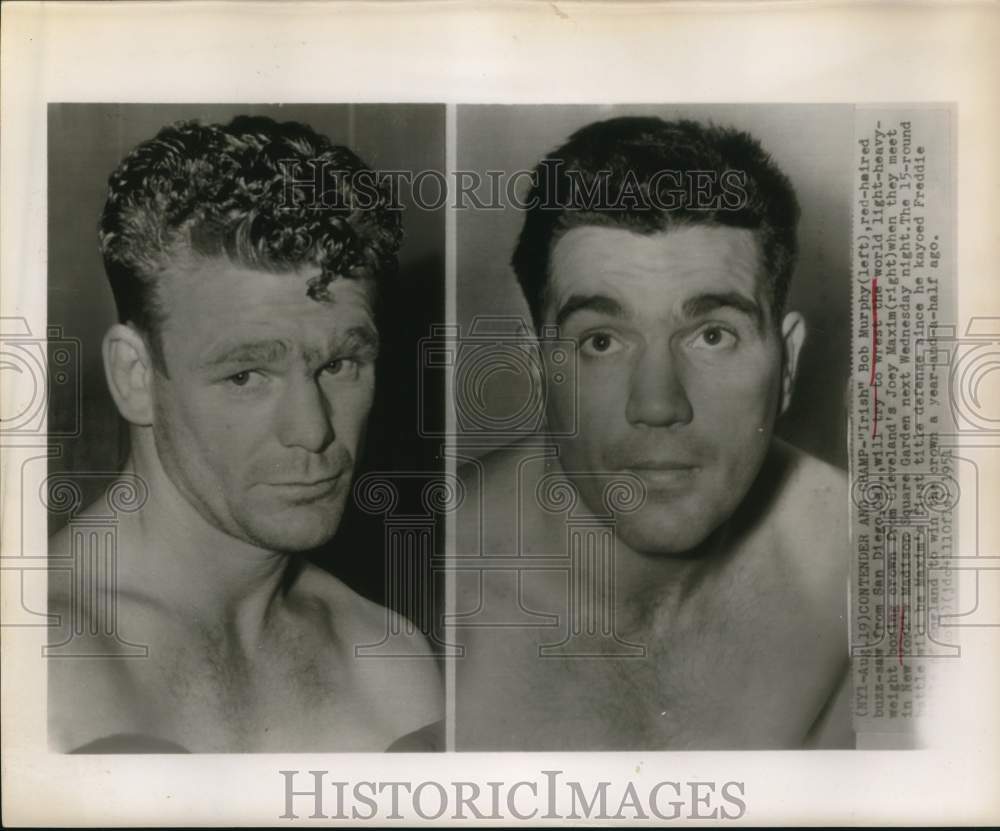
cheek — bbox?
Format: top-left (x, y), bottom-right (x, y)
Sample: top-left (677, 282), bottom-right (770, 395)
top-left (328, 377), bottom-right (375, 445)
top-left (154, 383), bottom-right (260, 476)
top-left (554, 400), bottom-right (609, 470)
top-left (692, 371), bottom-right (780, 479)
top-left (689, 357), bottom-right (781, 427)
top-left (152, 380), bottom-right (202, 453)
top-left (191, 395), bottom-right (262, 446)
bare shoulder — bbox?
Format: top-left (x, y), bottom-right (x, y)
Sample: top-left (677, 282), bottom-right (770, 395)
top-left (771, 439), bottom-right (850, 594)
top-left (292, 562), bottom-right (442, 734)
top-left (459, 438), bottom-right (561, 491)
top-left (456, 439), bottom-right (558, 551)
top-left (769, 441), bottom-right (854, 745)
top-left (47, 525), bottom-right (157, 751)
top-left (457, 440), bottom-right (551, 509)
top-left (776, 439), bottom-right (848, 510)
top-left (292, 561), bottom-right (436, 660)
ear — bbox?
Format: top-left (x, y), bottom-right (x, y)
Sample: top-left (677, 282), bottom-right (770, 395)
top-left (102, 324), bottom-right (155, 426)
top-left (778, 310), bottom-right (806, 416)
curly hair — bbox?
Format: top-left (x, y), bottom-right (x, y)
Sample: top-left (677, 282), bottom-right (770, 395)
top-left (511, 116), bottom-right (800, 327)
top-left (98, 115), bottom-right (402, 370)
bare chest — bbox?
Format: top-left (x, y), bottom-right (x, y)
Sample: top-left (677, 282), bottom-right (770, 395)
top-left (456, 567), bottom-right (843, 750)
top-left (51, 621), bottom-right (397, 752)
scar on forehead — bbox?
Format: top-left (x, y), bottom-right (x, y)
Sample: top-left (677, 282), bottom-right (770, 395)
top-left (305, 271), bottom-right (376, 303)
top-left (306, 274), bottom-right (332, 301)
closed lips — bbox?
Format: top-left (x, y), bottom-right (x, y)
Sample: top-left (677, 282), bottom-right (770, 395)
top-left (270, 474), bottom-right (342, 486)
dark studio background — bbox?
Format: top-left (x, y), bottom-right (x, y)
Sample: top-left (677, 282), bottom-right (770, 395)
top-left (47, 103), bottom-right (446, 633)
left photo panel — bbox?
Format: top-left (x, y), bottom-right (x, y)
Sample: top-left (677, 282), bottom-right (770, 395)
top-left (45, 103), bottom-right (447, 753)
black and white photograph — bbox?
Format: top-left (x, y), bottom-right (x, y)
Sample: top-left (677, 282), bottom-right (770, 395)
top-left (44, 103), bottom-right (447, 753)
top-left (451, 104), bottom-right (854, 750)
top-left (2, 2), bottom-right (998, 826)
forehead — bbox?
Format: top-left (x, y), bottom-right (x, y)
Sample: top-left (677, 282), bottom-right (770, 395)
top-left (546, 225), bottom-right (764, 317)
top-left (157, 256), bottom-right (376, 349)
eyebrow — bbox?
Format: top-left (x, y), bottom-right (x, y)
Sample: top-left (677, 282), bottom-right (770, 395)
top-left (199, 326), bottom-right (379, 371)
top-left (554, 294), bottom-right (629, 327)
top-left (200, 339), bottom-right (290, 369)
top-left (681, 291), bottom-right (765, 331)
top-left (302, 326), bottom-right (380, 364)
top-left (553, 290), bottom-right (765, 333)
top-left (339, 325), bottom-right (380, 353)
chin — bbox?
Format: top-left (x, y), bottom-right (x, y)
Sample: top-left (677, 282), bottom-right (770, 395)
top-left (247, 524), bottom-right (341, 554)
top-left (241, 502), bottom-right (347, 553)
top-left (612, 509), bottom-right (719, 557)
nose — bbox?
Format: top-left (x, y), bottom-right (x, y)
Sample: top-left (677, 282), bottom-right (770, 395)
top-left (276, 375), bottom-right (335, 453)
top-left (625, 343), bottom-right (694, 428)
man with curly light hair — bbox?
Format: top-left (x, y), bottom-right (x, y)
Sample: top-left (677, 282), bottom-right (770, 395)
top-left (48, 115), bottom-right (442, 753)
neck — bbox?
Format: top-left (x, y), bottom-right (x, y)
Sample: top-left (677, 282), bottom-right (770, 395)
top-left (534, 455), bottom-right (732, 632)
top-left (110, 431), bottom-right (296, 644)
top-left (611, 524), bottom-right (729, 632)
top-left (549, 441), bottom-right (791, 634)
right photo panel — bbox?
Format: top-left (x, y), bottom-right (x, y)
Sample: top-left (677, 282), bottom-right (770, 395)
top-left (449, 103), bottom-right (957, 752)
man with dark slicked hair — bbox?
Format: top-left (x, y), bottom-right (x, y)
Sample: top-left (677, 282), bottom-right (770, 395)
top-left (48, 116), bottom-right (441, 753)
top-left (455, 117), bottom-right (851, 750)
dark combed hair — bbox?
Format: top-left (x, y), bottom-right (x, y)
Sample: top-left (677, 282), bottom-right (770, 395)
top-left (511, 116), bottom-right (800, 326)
top-left (98, 115), bottom-right (402, 368)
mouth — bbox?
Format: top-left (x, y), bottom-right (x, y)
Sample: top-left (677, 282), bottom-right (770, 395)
top-left (266, 474), bottom-right (345, 499)
top-left (623, 464), bottom-right (697, 488)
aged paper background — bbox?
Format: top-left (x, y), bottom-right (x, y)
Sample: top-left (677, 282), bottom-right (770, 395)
top-left (2, 0), bottom-right (999, 825)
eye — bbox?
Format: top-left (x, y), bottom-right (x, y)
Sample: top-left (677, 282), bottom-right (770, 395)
top-left (689, 325), bottom-right (737, 350)
top-left (223, 369), bottom-right (268, 392)
top-left (580, 332), bottom-right (624, 357)
top-left (227, 370), bottom-right (254, 387)
top-left (322, 357), bottom-right (359, 377)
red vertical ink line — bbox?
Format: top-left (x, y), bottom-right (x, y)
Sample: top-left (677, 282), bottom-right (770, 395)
top-left (898, 605), bottom-right (905, 667)
top-left (870, 276), bottom-right (879, 437)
